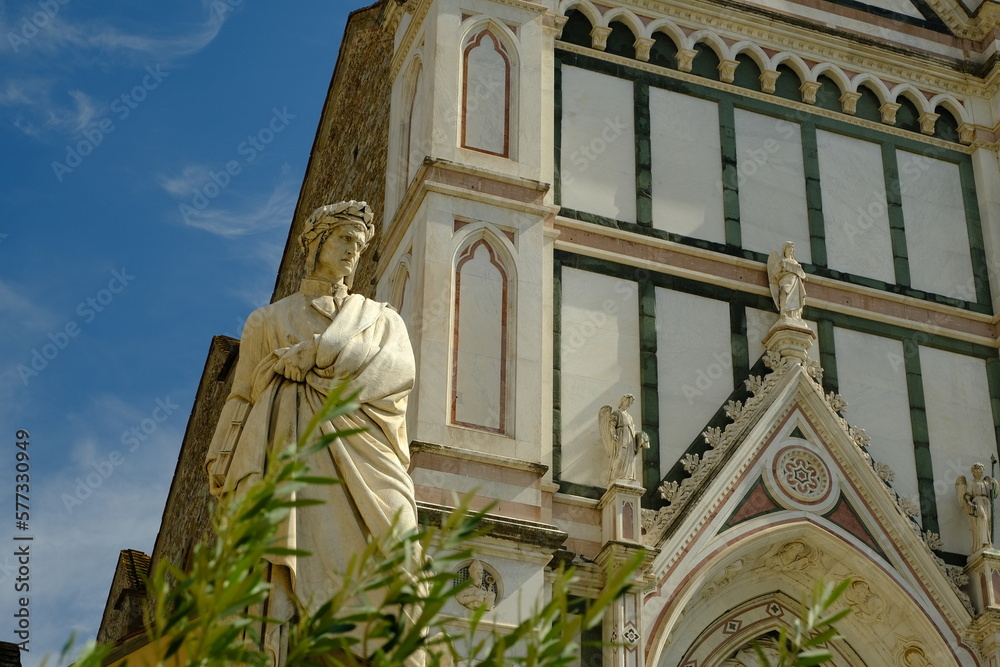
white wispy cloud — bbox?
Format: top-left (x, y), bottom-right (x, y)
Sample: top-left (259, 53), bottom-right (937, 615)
top-left (0, 3), bottom-right (237, 140)
top-left (2, 393), bottom-right (185, 667)
top-left (4, 84), bottom-right (101, 138)
top-left (158, 164), bottom-right (213, 198)
top-left (165, 164), bottom-right (300, 238)
top-left (0, 279), bottom-right (59, 334)
top-left (0, 2), bottom-right (233, 61)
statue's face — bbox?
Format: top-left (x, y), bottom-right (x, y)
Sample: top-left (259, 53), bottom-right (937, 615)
top-left (973, 465), bottom-right (985, 479)
top-left (313, 222), bottom-right (366, 282)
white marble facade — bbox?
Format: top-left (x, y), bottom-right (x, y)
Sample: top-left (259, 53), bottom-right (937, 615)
top-left (650, 88), bottom-right (725, 243)
top-left (377, 0), bottom-right (1000, 661)
top-left (898, 151), bottom-right (975, 301)
top-left (463, 30), bottom-right (512, 156)
top-left (453, 239), bottom-right (508, 432)
top-left (655, 289), bottom-right (733, 476)
top-left (735, 109), bottom-right (811, 262)
top-left (560, 66), bottom-right (636, 222)
top-left (560, 267), bottom-right (641, 487)
top-left (817, 130), bottom-right (896, 284)
top-left (834, 328), bottom-right (919, 519)
top-left (922, 347), bottom-right (996, 553)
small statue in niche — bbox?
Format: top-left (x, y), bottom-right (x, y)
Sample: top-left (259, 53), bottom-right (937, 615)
top-left (455, 559), bottom-right (497, 611)
top-left (599, 394), bottom-right (650, 486)
top-left (767, 241), bottom-right (807, 322)
top-left (956, 462), bottom-right (999, 552)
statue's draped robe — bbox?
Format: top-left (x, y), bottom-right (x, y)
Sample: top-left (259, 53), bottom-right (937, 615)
top-left (777, 258), bottom-right (806, 319)
top-left (206, 287), bottom-right (416, 662)
top-left (964, 476), bottom-right (998, 550)
top-left (610, 409), bottom-right (636, 482)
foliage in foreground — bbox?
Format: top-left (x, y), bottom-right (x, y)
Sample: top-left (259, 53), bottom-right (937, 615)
top-left (61, 381), bottom-right (851, 666)
top-left (66, 383), bottom-right (642, 667)
top-left (754, 578), bottom-right (852, 667)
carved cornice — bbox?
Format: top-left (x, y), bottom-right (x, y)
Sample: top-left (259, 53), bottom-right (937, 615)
top-left (411, 440), bottom-right (550, 475)
top-left (418, 501), bottom-right (568, 551)
top-left (564, 0), bottom-right (992, 100)
top-left (595, 541), bottom-right (660, 589)
top-left (966, 607), bottom-right (1000, 644)
top-left (378, 157), bottom-right (554, 283)
top-left (554, 218), bottom-right (995, 346)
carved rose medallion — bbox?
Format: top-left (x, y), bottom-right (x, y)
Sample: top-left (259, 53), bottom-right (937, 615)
top-left (766, 443), bottom-right (837, 512)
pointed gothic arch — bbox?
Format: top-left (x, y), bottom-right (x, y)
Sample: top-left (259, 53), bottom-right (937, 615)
top-left (461, 24), bottom-right (518, 158)
top-left (450, 229), bottom-right (517, 434)
top-left (648, 521), bottom-right (971, 666)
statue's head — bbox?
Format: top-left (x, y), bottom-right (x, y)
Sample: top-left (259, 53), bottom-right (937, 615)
top-left (620, 394), bottom-right (635, 409)
top-left (467, 559), bottom-right (485, 585)
top-left (782, 241), bottom-right (795, 258)
top-left (973, 462), bottom-right (986, 478)
top-left (300, 201), bottom-right (376, 282)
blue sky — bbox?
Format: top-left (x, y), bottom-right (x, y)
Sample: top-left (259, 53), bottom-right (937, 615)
top-left (0, 0), bottom-right (356, 660)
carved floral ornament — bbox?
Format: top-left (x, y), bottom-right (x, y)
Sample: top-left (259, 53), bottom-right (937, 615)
top-left (555, 0), bottom-right (975, 143)
top-left (770, 445), bottom-right (835, 508)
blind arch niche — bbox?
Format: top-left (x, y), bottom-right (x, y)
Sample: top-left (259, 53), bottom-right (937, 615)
top-left (461, 24), bottom-right (517, 158)
top-left (450, 229), bottom-right (516, 434)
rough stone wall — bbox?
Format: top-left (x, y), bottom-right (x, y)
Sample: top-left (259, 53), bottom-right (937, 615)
top-left (95, 550), bottom-right (149, 646)
top-left (273, 0), bottom-right (394, 302)
top-left (145, 335), bottom-right (236, 572)
top-left (96, 336), bottom-right (238, 654)
top-left (0, 642), bottom-right (21, 667)
top-left (95, 559), bottom-right (135, 645)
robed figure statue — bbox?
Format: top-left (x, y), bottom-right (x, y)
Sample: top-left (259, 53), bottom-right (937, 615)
top-left (599, 394), bottom-right (648, 486)
top-left (956, 462), bottom-right (1000, 553)
top-left (767, 241), bottom-right (807, 322)
top-left (205, 201), bottom-right (417, 666)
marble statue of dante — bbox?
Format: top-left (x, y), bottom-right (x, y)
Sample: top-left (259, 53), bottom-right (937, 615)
top-left (599, 394), bottom-right (648, 485)
top-left (767, 241), bottom-right (807, 322)
top-left (956, 462), bottom-right (999, 553)
top-left (205, 200), bottom-right (417, 665)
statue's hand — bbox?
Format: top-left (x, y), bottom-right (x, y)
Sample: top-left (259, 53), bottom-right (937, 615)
top-left (274, 337), bottom-right (318, 382)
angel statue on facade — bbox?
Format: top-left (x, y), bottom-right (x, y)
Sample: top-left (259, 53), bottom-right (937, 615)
top-left (767, 241), bottom-right (807, 322)
top-left (599, 394), bottom-right (649, 485)
top-left (956, 462), bottom-right (1000, 553)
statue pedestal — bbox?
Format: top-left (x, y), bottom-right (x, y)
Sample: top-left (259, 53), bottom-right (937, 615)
top-left (763, 321), bottom-right (816, 362)
top-left (967, 549), bottom-right (1000, 612)
top-left (967, 550), bottom-right (1000, 662)
top-left (596, 482), bottom-right (650, 667)
top-left (599, 481), bottom-right (645, 545)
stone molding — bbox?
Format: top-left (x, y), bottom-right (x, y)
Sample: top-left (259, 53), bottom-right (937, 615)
top-left (553, 218), bottom-right (995, 346)
top-left (418, 501), bottom-right (568, 551)
top-left (410, 440), bottom-right (549, 475)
